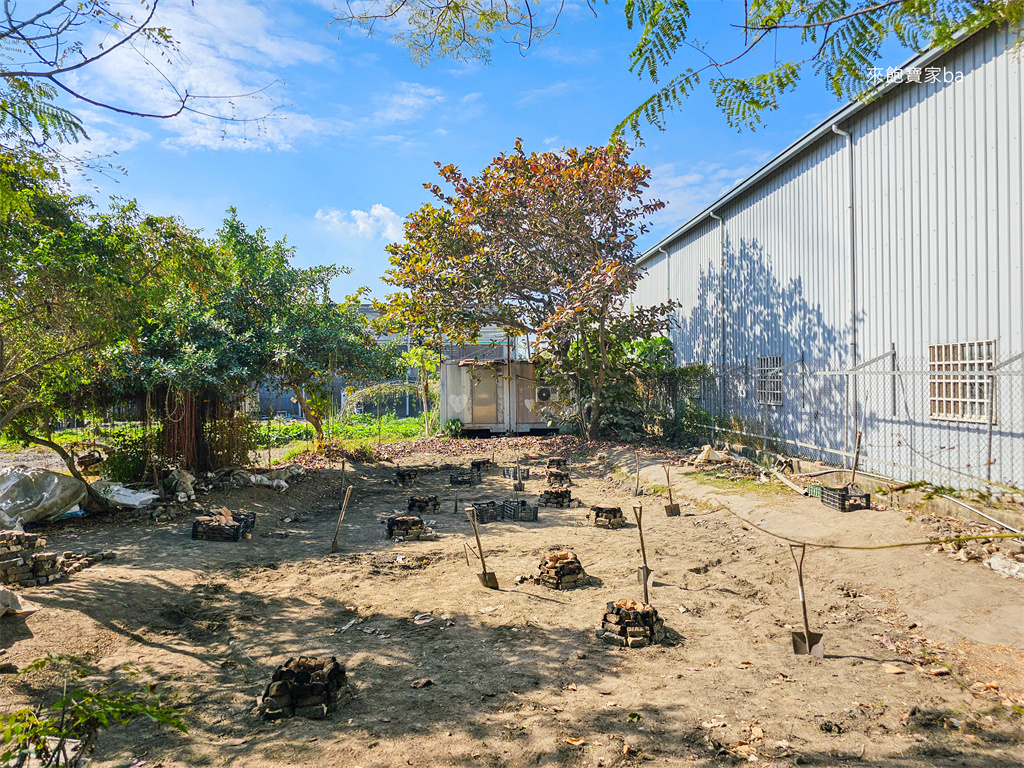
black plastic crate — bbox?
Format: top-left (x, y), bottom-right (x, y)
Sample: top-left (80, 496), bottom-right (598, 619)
top-left (502, 499), bottom-right (538, 522)
top-left (192, 511), bottom-right (256, 541)
top-left (470, 501), bottom-right (501, 524)
top-left (820, 486), bottom-right (870, 513)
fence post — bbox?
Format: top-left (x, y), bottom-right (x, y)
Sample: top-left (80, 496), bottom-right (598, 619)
top-left (985, 369), bottom-right (996, 486)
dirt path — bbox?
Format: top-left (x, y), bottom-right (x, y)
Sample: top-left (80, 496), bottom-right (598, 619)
top-left (1, 439), bottom-right (1022, 767)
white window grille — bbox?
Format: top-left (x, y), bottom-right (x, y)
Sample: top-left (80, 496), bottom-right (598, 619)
top-left (756, 355), bottom-right (783, 406)
top-left (928, 340), bottom-right (996, 423)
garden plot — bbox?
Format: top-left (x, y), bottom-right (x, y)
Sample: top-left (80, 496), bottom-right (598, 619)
top-left (0, 438), bottom-right (1021, 768)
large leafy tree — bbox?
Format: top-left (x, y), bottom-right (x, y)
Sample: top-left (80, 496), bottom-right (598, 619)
top-left (380, 140), bottom-right (674, 439)
top-left (0, 181), bottom-right (216, 495)
top-left (109, 210), bottom-right (397, 447)
top-left (333, 0), bottom-right (1024, 134)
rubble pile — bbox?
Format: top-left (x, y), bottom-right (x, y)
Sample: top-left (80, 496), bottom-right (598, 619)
top-left (502, 499), bottom-right (538, 522)
top-left (539, 489), bottom-right (572, 508)
top-left (408, 495), bottom-right (440, 515)
top-left (918, 514), bottom-right (1024, 579)
top-left (385, 515), bottom-right (436, 540)
top-left (191, 507), bottom-right (256, 541)
top-left (537, 551), bottom-right (588, 590)
top-left (592, 505), bottom-right (626, 529)
top-left (259, 656), bottom-right (350, 720)
top-left (395, 468), bottom-right (419, 487)
top-left (596, 599), bottom-right (666, 648)
top-left (547, 468), bottom-right (570, 487)
top-left (0, 532), bottom-right (114, 588)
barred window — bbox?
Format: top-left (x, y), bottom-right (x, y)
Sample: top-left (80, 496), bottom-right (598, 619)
top-left (756, 355), bottom-right (783, 406)
top-left (928, 340), bottom-right (995, 423)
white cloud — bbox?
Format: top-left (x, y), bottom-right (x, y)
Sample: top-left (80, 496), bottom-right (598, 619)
top-left (66, 0), bottom-right (337, 152)
top-left (537, 46), bottom-right (601, 65)
top-left (316, 204), bottom-right (404, 241)
top-left (373, 82), bottom-right (445, 123)
top-left (461, 92), bottom-right (482, 103)
top-left (646, 154), bottom-right (770, 229)
top-left (515, 80), bottom-right (583, 106)
top-left (542, 135), bottom-right (560, 147)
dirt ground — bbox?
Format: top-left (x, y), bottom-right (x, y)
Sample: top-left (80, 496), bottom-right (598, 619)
top-left (2, 438), bottom-right (1023, 768)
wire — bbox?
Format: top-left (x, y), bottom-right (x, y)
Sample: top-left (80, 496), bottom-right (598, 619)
top-left (713, 502), bottom-right (1020, 551)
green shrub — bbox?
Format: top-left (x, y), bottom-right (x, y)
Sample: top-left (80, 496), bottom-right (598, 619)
top-left (441, 418), bottom-right (463, 439)
top-left (1, 654), bottom-right (186, 767)
top-left (205, 413), bottom-right (261, 468)
top-left (104, 427), bottom-right (160, 483)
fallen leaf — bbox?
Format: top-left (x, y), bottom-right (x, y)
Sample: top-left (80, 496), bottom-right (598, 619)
top-left (701, 719), bottom-right (728, 729)
top-left (627, 712), bottom-right (642, 723)
top-left (565, 737), bottom-right (585, 746)
top-left (411, 678), bottom-right (433, 689)
top-left (920, 666), bottom-right (950, 676)
top-left (751, 725), bottom-right (765, 740)
top-left (884, 664), bottom-right (905, 675)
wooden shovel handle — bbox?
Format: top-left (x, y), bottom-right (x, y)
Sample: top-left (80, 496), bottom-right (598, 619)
top-left (466, 507), bottom-right (488, 574)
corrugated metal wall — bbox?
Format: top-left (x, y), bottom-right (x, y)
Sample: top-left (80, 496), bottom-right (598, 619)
top-left (634, 24), bottom-right (1024, 490)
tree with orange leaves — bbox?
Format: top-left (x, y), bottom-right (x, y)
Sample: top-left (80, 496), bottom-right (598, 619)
top-left (380, 140), bottom-right (675, 439)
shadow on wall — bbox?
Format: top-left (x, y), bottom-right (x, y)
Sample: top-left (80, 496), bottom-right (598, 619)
top-left (671, 237), bottom-right (847, 457)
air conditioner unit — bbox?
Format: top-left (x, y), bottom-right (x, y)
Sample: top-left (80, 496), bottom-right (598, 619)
top-left (536, 386), bottom-right (552, 403)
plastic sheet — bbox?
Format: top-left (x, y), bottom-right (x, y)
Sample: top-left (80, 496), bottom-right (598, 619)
top-left (0, 466), bottom-right (87, 529)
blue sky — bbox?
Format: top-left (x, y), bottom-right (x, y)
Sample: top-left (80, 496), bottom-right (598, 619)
top-left (65, 0), bottom-right (907, 298)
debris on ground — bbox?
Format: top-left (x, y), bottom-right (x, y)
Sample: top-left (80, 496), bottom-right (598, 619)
top-left (0, 530), bottom-right (114, 587)
top-left (0, 466), bottom-right (87, 528)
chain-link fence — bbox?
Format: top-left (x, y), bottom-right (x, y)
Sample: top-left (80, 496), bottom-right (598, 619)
top-left (686, 354), bottom-right (1023, 494)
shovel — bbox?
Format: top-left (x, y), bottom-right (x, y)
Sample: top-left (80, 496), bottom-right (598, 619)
top-left (632, 503), bottom-right (651, 604)
top-left (330, 486), bottom-right (352, 553)
top-left (789, 544), bottom-right (823, 657)
top-left (663, 464), bottom-right (680, 516)
top-left (466, 506), bottom-right (499, 589)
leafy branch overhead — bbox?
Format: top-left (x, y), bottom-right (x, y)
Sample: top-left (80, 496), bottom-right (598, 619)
top-left (332, 0), bottom-right (1024, 134)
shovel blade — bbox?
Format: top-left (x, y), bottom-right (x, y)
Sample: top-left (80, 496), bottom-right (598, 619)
top-left (665, 503), bottom-right (680, 517)
top-left (478, 572), bottom-right (500, 589)
top-left (791, 630), bottom-right (824, 658)
top-left (637, 564), bottom-right (652, 586)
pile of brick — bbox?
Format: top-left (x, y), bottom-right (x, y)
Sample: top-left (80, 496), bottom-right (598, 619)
top-left (537, 551), bottom-right (588, 590)
top-left (386, 515), bottom-right (435, 540)
top-left (547, 457), bottom-right (568, 469)
top-left (259, 656), bottom-right (350, 720)
top-left (502, 499), bottom-right (538, 522)
top-left (470, 501), bottom-right (501, 524)
top-left (596, 599), bottom-right (666, 648)
top-left (0, 532), bottom-right (114, 588)
top-left (502, 466), bottom-right (530, 480)
top-left (395, 468), bottom-right (419, 486)
top-left (546, 469), bottom-right (570, 487)
top-left (408, 495), bottom-right (440, 515)
top-left (539, 489), bottom-right (572, 508)
top-left (592, 505), bottom-right (626, 529)
top-left (470, 458), bottom-right (491, 473)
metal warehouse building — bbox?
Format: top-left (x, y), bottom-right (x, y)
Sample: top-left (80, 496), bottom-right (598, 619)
top-left (632, 24), bottom-right (1023, 493)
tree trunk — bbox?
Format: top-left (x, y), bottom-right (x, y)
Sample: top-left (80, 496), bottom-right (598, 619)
top-left (421, 367), bottom-right (431, 437)
top-left (13, 426), bottom-right (111, 512)
top-left (292, 386), bottom-right (324, 444)
top-left (586, 396), bottom-right (603, 441)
